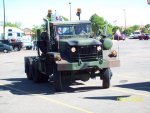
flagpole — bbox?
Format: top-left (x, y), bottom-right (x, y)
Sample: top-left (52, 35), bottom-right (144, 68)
top-left (69, 2), bottom-right (71, 21)
top-left (123, 9), bottom-right (126, 35)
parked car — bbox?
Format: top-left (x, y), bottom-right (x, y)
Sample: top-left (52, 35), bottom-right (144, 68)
top-left (114, 34), bottom-right (126, 40)
top-left (138, 34), bottom-right (149, 40)
top-left (129, 34), bottom-right (135, 39)
top-left (0, 42), bottom-right (13, 53)
top-left (0, 39), bottom-right (22, 51)
top-left (21, 36), bottom-right (33, 50)
top-left (145, 34), bottom-right (150, 39)
top-left (133, 31), bottom-right (141, 39)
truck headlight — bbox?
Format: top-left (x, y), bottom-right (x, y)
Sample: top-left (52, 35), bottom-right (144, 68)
top-left (71, 47), bottom-right (76, 53)
top-left (97, 46), bottom-right (101, 51)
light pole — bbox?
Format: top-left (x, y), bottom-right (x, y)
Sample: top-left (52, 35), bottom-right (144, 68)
top-left (69, 2), bottom-right (71, 21)
top-left (3, 0), bottom-right (6, 39)
top-left (123, 9), bottom-right (126, 34)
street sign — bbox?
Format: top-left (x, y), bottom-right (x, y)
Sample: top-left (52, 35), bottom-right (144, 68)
top-left (148, 0), bottom-right (150, 4)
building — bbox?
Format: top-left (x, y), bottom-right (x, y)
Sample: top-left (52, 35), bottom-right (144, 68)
top-left (22, 28), bottom-right (35, 36)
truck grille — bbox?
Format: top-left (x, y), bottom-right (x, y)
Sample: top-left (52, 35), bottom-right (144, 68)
top-left (79, 46), bottom-right (97, 55)
top-left (70, 45), bottom-right (102, 61)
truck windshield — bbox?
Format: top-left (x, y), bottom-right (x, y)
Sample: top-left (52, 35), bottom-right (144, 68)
top-left (56, 23), bottom-right (91, 38)
top-left (56, 25), bottom-right (74, 35)
top-left (74, 23), bottom-right (91, 35)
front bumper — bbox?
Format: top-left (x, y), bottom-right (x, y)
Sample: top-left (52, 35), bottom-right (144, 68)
top-left (56, 59), bottom-right (120, 71)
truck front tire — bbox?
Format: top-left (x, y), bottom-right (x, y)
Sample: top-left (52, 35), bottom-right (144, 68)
top-left (53, 64), bottom-right (63, 92)
top-left (101, 68), bottom-right (112, 89)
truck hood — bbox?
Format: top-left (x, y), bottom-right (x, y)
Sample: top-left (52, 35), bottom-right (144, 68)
top-left (60, 37), bottom-right (101, 46)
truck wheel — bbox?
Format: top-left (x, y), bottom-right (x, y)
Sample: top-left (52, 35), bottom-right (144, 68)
top-left (25, 58), bottom-right (33, 80)
top-left (101, 68), bottom-right (112, 89)
top-left (53, 64), bottom-right (63, 92)
top-left (33, 60), bottom-right (48, 83)
top-left (33, 60), bottom-right (41, 82)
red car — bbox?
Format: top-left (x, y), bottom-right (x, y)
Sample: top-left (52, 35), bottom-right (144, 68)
top-left (114, 34), bottom-right (126, 40)
top-left (138, 34), bottom-right (149, 40)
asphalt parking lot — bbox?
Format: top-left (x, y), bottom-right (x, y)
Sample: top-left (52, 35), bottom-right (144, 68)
top-left (0, 39), bottom-right (150, 113)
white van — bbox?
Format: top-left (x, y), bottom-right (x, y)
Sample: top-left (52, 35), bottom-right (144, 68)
top-left (21, 36), bottom-right (33, 50)
top-left (133, 31), bottom-right (141, 39)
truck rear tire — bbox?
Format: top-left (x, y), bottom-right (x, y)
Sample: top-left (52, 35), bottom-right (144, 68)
top-left (101, 68), bottom-right (112, 89)
top-left (53, 64), bottom-right (63, 92)
top-left (25, 58), bottom-right (33, 80)
top-left (33, 60), bottom-right (48, 83)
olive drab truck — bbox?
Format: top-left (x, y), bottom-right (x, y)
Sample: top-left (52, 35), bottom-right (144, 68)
top-left (24, 11), bottom-right (120, 92)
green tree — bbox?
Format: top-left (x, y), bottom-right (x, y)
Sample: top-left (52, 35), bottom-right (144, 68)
top-left (141, 27), bottom-right (148, 33)
top-left (143, 24), bottom-right (150, 33)
top-left (107, 23), bottom-right (113, 35)
top-left (89, 14), bottom-right (106, 35)
top-left (112, 26), bottom-right (120, 34)
top-left (31, 25), bottom-right (43, 39)
top-left (90, 14), bottom-right (113, 35)
top-left (5, 22), bottom-right (21, 28)
top-left (130, 25), bottom-right (140, 31)
top-left (123, 28), bottom-right (132, 35)
top-left (145, 24), bottom-right (150, 29)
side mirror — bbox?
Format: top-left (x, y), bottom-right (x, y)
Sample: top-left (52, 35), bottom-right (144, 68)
top-left (90, 32), bottom-right (94, 38)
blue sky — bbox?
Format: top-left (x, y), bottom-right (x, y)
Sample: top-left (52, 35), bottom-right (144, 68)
top-left (0, 0), bottom-right (150, 28)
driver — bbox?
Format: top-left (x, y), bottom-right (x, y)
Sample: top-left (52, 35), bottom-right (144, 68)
top-left (58, 27), bottom-right (62, 35)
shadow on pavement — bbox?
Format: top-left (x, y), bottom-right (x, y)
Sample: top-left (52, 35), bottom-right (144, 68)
top-left (115, 82), bottom-right (150, 92)
top-left (0, 78), bottom-right (55, 95)
top-left (84, 95), bottom-right (130, 101)
top-left (0, 78), bottom-right (103, 95)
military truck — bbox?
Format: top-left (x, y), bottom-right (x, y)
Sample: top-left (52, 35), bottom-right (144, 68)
top-left (24, 19), bottom-right (120, 92)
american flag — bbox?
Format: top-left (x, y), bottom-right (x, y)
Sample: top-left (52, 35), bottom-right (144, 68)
top-left (115, 29), bottom-right (121, 37)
